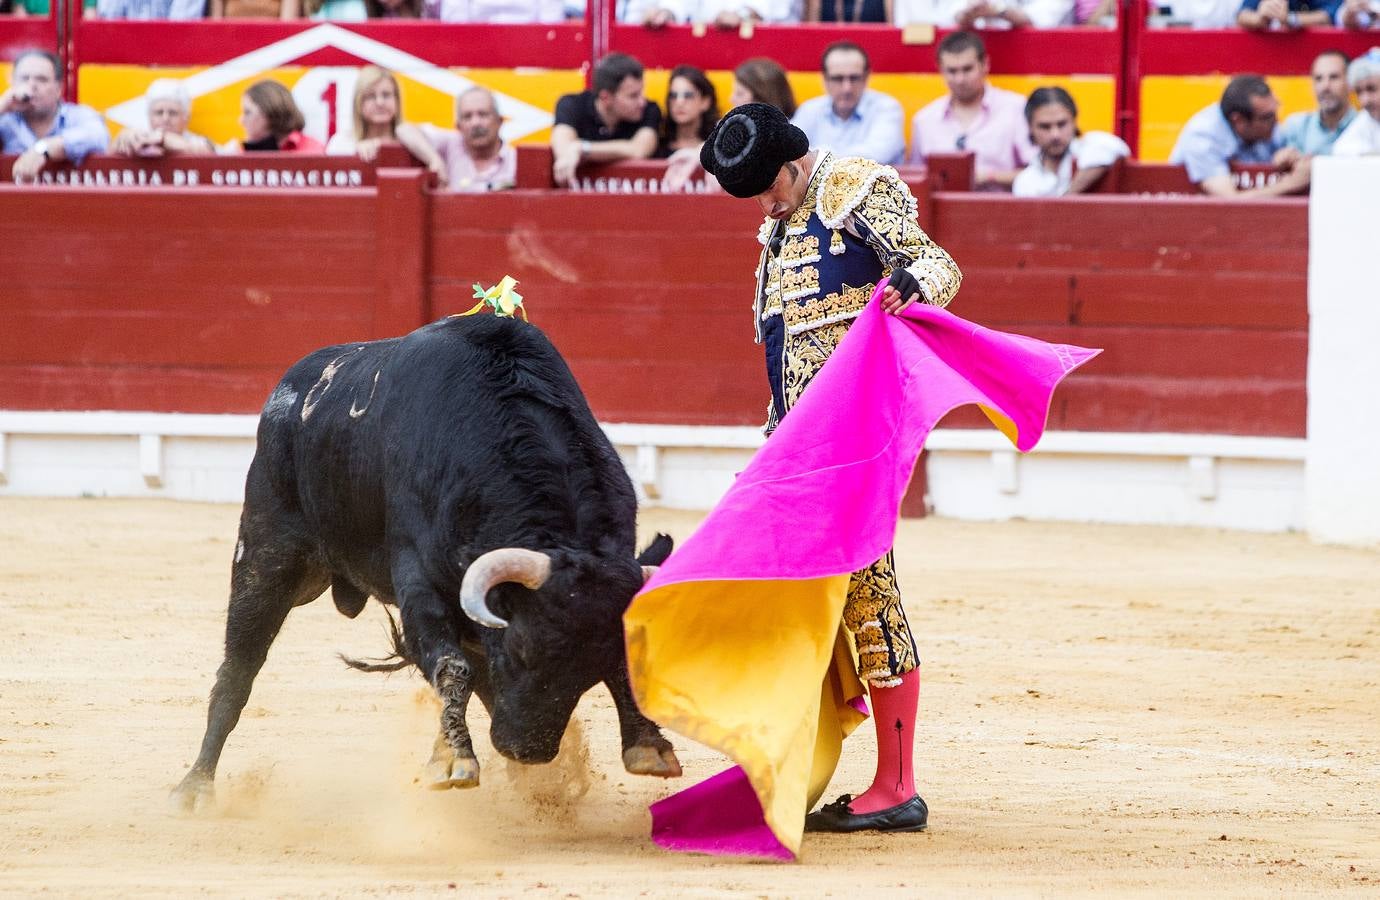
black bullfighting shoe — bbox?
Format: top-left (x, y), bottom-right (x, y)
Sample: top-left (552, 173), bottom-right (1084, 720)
top-left (804, 793), bottom-right (928, 833)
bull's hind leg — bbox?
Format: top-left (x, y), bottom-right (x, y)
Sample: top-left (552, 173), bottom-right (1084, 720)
top-left (171, 522), bottom-right (327, 813)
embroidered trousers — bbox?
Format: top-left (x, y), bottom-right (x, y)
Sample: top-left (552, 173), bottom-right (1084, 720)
top-left (766, 315), bottom-right (920, 688)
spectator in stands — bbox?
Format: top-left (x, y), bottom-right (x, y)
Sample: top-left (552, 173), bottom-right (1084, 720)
top-left (10, 0), bottom-right (96, 12)
top-left (327, 66), bottom-right (447, 182)
top-left (1274, 51), bottom-right (1356, 170)
top-left (1336, 0), bottom-right (1380, 27)
top-left (729, 57), bottom-right (797, 118)
top-left (656, 65), bottom-right (720, 190)
top-left (909, 31), bottom-right (1034, 190)
top-left (225, 80), bottom-right (324, 153)
top-left (1168, 74), bottom-right (1311, 196)
top-left (791, 41), bottom-right (904, 165)
top-left (625, 0), bottom-right (794, 27)
top-left (1012, 86), bottom-right (1129, 197)
top-left (808, 0), bottom-right (886, 23)
top-left (420, 86), bottom-right (517, 191)
top-left (211, 0), bottom-right (294, 17)
top-left (111, 78), bottom-right (215, 157)
top-left (1075, 0), bottom-right (1116, 23)
top-left (657, 65), bottom-right (719, 157)
top-left (301, 0), bottom-right (368, 19)
top-left (550, 52), bottom-right (661, 186)
top-left (1334, 48), bottom-right (1380, 154)
top-left (1236, 0), bottom-right (1339, 30)
top-left (439, 0), bottom-right (565, 21)
top-left (366, 0), bottom-right (423, 15)
top-left (1, 49), bottom-right (109, 181)
top-left (892, 0), bottom-right (1074, 28)
top-left (1159, 0), bottom-right (1240, 25)
top-left (96, 0), bottom-right (204, 17)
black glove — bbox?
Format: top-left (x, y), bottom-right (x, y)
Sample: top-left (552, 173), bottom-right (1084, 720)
top-left (887, 268), bottom-right (922, 304)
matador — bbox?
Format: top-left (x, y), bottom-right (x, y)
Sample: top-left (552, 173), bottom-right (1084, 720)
top-left (699, 102), bottom-right (963, 834)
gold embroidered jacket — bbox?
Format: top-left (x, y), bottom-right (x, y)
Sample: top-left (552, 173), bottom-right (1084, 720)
top-left (752, 151), bottom-right (962, 345)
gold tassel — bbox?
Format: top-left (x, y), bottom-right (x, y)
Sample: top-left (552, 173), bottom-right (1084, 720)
top-left (829, 229), bottom-right (845, 256)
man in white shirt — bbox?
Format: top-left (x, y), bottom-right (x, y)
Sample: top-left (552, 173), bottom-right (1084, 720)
top-left (1334, 48), bottom-right (1380, 155)
top-left (1012, 86), bottom-right (1129, 197)
top-left (892, 0), bottom-right (1073, 27)
top-left (622, 0), bottom-right (795, 26)
top-left (790, 41), bottom-right (905, 165)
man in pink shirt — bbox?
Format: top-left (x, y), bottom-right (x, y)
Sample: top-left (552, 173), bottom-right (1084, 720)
top-left (422, 86), bottom-right (517, 192)
top-left (908, 31), bottom-right (1035, 191)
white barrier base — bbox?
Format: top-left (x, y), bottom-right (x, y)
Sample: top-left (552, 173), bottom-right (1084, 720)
top-left (0, 411), bottom-right (1306, 532)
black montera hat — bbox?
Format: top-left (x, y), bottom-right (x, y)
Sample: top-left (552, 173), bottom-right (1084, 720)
top-left (700, 102), bottom-right (810, 198)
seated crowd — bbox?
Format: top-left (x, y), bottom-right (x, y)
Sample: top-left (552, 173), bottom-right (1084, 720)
top-left (2, 0), bottom-right (1379, 26)
top-left (4, 39), bottom-right (1378, 191)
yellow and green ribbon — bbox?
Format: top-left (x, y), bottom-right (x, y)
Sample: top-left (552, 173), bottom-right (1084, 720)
top-left (459, 275), bottom-right (528, 321)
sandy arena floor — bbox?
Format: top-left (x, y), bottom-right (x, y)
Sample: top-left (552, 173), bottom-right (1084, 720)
top-left (1, 497), bottom-right (1378, 897)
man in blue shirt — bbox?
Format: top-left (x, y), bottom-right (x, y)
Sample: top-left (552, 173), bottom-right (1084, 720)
top-left (791, 41), bottom-right (904, 166)
top-left (1169, 74), bottom-right (1312, 197)
top-left (1, 50), bottom-right (110, 182)
top-left (1237, 0), bottom-right (1341, 29)
top-left (1276, 50), bottom-right (1357, 168)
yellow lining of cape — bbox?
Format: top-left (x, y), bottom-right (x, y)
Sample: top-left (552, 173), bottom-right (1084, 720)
top-left (624, 574), bottom-right (867, 856)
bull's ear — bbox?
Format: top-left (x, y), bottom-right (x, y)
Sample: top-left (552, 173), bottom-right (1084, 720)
top-left (635, 533), bottom-right (674, 567)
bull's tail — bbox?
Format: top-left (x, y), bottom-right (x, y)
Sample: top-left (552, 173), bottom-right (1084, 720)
top-left (339, 606), bottom-right (416, 674)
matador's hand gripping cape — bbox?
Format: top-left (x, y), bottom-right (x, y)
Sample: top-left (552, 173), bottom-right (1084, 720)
top-left (623, 286), bottom-right (1101, 860)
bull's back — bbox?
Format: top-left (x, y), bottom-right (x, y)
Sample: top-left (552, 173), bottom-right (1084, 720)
top-left (245, 315), bottom-right (634, 580)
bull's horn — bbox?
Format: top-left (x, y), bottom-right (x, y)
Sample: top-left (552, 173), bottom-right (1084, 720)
top-left (641, 566), bottom-right (658, 584)
top-left (460, 549), bottom-right (552, 629)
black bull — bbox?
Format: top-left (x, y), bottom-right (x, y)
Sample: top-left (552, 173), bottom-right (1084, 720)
top-left (171, 314), bottom-right (681, 812)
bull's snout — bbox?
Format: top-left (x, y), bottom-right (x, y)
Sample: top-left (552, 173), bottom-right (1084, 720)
top-left (489, 722), bottom-right (562, 764)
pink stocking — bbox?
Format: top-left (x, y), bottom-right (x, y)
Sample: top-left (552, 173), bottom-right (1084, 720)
top-left (847, 668), bottom-right (920, 815)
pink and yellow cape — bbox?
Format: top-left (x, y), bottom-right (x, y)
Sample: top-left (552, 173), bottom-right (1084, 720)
top-left (623, 286), bottom-right (1100, 860)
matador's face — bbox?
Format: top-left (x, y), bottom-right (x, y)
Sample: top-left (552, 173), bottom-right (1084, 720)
top-left (753, 159), bottom-right (810, 222)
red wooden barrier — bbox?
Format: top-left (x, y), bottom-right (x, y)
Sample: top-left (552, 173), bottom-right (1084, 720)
top-left (929, 193), bottom-right (1307, 436)
top-left (0, 184), bottom-right (378, 413)
top-left (0, 174), bottom-right (1309, 438)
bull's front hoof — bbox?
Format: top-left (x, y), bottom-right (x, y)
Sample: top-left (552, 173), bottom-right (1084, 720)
top-left (425, 756), bottom-right (481, 790)
top-left (169, 772), bottom-right (215, 815)
top-left (622, 744), bottom-right (682, 779)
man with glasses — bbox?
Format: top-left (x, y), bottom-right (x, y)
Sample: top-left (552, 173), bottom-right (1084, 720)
top-left (1169, 74), bottom-right (1312, 197)
top-left (790, 41), bottom-right (904, 165)
top-left (908, 31), bottom-right (1033, 190)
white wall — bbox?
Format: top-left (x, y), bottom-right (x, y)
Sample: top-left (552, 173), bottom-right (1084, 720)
top-left (1, 412), bottom-right (1308, 532)
top-left (1305, 156), bottom-right (1380, 548)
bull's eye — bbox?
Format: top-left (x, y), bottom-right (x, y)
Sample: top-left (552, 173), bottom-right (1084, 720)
top-left (508, 631), bottom-right (534, 668)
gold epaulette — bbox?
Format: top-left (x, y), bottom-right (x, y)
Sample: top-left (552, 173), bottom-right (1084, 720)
top-left (816, 155), bottom-right (896, 230)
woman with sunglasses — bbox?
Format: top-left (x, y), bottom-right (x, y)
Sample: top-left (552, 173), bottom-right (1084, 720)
top-left (656, 65), bottom-right (720, 158)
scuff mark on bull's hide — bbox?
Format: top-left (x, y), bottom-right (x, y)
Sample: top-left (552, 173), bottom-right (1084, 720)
top-left (234, 540), bottom-right (245, 564)
top-left (349, 370), bottom-right (381, 419)
top-left (263, 384), bottom-right (298, 422)
top-left (506, 223), bottom-right (579, 284)
top-left (301, 347), bottom-right (365, 423)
